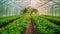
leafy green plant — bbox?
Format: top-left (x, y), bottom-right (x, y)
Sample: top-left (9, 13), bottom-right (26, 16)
top-left (0, 15), bottom-right (30, 34)
top-left (32, 15), bottom-right (60, 34)
top-left (0, 15), bottom-right (24, 26)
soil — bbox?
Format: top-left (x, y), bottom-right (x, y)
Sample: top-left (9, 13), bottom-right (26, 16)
top-left (23, 17), bottom-right (38, 34)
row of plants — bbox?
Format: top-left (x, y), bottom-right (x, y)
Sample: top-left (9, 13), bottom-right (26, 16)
top-left (0, 15), bottom-right (24, 26)
top-left (32, 15), bottom-right (60, 34)
top-left (40, 15), bottom-right (60, 24)
top-left (0, 15), bottom-right (30, 34)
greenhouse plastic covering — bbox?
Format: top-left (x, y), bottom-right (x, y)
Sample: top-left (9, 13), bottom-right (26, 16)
top-left (0, 0), bottom-right (60, 16)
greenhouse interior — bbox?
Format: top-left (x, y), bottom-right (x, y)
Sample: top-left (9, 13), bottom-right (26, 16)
top-left (0, 0), bottom-right (60, 34)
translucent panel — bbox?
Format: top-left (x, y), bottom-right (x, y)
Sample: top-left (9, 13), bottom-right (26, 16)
top-left (0, 0), bottom-right (60, 16)
top-left (53, 0), bottom-right (60, 4)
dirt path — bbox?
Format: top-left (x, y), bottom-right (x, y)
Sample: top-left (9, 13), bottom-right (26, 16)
top-left (23, 17), bottom-right (38, 34)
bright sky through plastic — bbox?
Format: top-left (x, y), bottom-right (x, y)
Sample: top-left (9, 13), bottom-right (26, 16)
top-left (15, 0), bottom-right (49, 15)
top-left (0, 0), bottom-right (60, 16)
